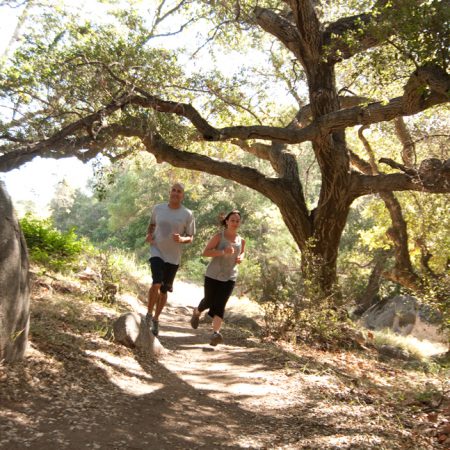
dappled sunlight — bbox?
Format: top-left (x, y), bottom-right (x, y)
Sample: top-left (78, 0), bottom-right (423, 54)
top-left (1, 269), bottom-right (446, 449)
top-left (162, 329), bottom-right (197, 338)
top-left (119, 293), bottom-right (146, 314)
top-left (1, 409), bottom-right (34, 426)
top-left (312, 434), bottom-right (384, 448)
top-left (84, 349), bottom-right (162, 396)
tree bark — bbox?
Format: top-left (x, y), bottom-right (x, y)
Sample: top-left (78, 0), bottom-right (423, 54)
top-left (354, 250), bottom-right (391, 316)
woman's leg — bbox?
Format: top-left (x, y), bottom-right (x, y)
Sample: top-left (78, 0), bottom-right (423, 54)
top-left (212, 315), bottom-right (223, 333)
top-left (209, 279), bottom-right (235, 346)
top-left (190, 277), bottom-right (215, 329)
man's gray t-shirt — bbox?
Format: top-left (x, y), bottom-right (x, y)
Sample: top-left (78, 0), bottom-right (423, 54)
top-left (149, 203), bottom-right (195, 265)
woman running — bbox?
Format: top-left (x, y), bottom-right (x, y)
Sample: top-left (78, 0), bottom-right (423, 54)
top-left (190, 210), bottom-right (245, 346)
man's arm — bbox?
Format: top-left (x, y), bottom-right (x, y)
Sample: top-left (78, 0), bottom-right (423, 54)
top-left (172, 234), bottom-right (193, 244)
top-left (173, 210), bottom-right (195, 244)
top-left (146, 223), bottom-right (155, 243)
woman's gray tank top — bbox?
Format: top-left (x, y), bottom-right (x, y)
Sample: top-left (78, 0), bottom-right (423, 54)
top-left (205, 231), bottom-right (242, 282)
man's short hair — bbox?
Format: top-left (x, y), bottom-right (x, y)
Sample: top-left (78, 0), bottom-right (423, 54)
top-left (172, 182), bottom-right (185, 192)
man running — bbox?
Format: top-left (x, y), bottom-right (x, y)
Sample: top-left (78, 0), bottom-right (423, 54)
top-left (145, 182), bottom-right (195, 336)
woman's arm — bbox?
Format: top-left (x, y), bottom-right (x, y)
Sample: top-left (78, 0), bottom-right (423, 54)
top-left (236, 238), bottom-right (246, 264)
top-left (202, 233), bottom-right (226, 257)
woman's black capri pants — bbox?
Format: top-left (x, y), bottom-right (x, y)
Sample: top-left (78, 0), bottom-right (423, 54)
top-left (197, 276), bottom-right (235, 319)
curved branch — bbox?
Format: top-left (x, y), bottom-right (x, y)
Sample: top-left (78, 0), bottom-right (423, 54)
top-left (403, 64), bottom-right (450, 113)
top-left (230, 139), bottom-right (271, 161)
top-left (253, 6), bottom-right (304, 64)
top-left (351, 162), bottom-right (450, 196)
top-left (323, 0), bottom-right (390, 62)
top-left (141, 131), bottom-right (282, 202)
top-left (394, 117), bottom-right (416, 167)
top-left (291, 95), bottom-right (371, 128)
top-left (358, 126), bottom-right (378, 174)
top-left (0, 123), bottom-right (141, 172)
top-left (0, 136), bottom-right (99, 172)
top-left (349, 150), bottom-right (372, 173)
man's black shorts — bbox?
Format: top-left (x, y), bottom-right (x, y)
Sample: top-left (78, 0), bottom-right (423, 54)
top-left (149, 257), bottom-right (179, 293)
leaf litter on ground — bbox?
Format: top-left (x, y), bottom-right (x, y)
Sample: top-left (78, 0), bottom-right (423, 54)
top-left (0, 272), bottom-right (448, 449)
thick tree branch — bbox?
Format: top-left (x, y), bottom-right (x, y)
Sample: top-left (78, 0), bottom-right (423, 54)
top-left (230, 139), bottom-right (271, 161)
top-left (403, 64), bottom-right (450, 113)
top-left (131, 69), bottom-right (448, 143)
top-left (292, 95), bottom-right (371, 128)
top-left (357, 127), bottom-right (422, 293)
top-left (231, 138), bottom-right (297, 179)
top-left (322, 0), bottom-right (393, 62)
top-left (394, 117), bottom-right (416, 167)
top-left (349, 150), bottom-right (372, 173)
top-left (253, 6), bottom-right (304, 64)
top-left (142, 132), bottom-right (312, 237)
top-left (141, 131), bottom-right (283, 202)
top-left (0, 136), bottom-right (99, 172)
top-left (351, 166), bottom-right (450, 196)
top-left (286, 0), bottom-right (321, 64)
top-left (0, 124), bottom-right (141, 172)
top-left (358, 126), bottom-right (378, 174)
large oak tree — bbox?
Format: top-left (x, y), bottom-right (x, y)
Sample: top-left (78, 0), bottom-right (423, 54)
top-left (1, 0), bottom-right (449, 296)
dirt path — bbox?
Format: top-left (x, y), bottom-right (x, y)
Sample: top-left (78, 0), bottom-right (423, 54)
top-left (0, 280), bottom-right (446, 449)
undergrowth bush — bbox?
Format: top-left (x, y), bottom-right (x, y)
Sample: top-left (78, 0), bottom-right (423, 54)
top-left (20, 214), bottom-right (87, 272)
top-left (88, 252), bottom-right (121, 304)
top-left (251, 256), bottom-right (350, 348)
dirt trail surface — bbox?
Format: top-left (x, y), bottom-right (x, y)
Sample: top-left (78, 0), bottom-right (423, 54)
top-left (1, 279), bottom-right (448, 449)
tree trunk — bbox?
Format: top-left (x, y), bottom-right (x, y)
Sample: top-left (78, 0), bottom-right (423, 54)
top-left (307, 62), bottom-right (353, 294)
top-left (354, 250), bottom-right (391, 316)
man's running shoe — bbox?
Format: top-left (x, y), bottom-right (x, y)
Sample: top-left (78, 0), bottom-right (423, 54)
top-left (151, 319), bottom-right (159, 337)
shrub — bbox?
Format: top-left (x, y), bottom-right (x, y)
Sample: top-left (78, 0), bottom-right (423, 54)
top-left (19, 214), bottom-right (85, 272)
top-left (251, 254), bottom-right (351, 348)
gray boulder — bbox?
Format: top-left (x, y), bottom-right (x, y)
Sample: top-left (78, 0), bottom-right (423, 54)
top-left (0, 182), bottom-right (30, 362)
top-left (361, 295), bottom-right (446, 343)
top-left (113, 312), bottom-right (164, 356)
top-left (362, 295), bottom-right (418, 334)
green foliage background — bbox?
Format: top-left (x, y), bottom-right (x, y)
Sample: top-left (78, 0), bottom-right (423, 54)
top-left (3, 0), bottom-right (449, 340)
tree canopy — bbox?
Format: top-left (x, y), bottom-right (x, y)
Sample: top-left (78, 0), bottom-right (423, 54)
top-left (1, 0), bottom-right (449, 296)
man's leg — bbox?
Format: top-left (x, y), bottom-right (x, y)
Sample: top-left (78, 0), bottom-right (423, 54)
top-left (149, 292), bottom-right (166, 336)
top-left (153, 292), bottom-right (167, 320)
top-left (147, 257), bottom-right (164, 326)
top-left (150, 262), bottom-right (178, 336)
top-left (154, 262), bottom-right (178, 320)
top-left (147, 283), bottom-right (161, 318)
